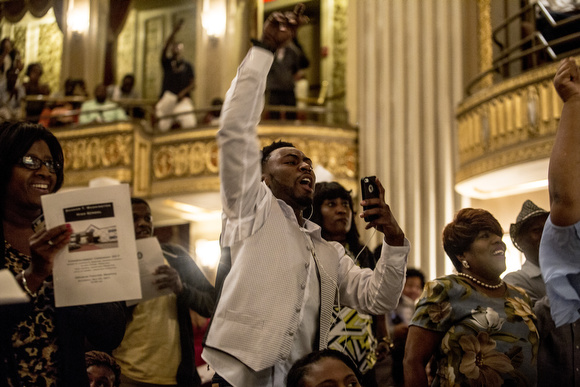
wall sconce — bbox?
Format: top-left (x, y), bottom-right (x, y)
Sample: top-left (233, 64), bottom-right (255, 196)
top-left (202, 0), bottom-right (226, 39)
top-left (67, 0), bottom-right (90, 35)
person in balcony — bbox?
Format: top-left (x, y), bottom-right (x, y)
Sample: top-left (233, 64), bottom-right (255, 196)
top-left (265, 35), bottom-right (309, 120)
top-left (156, 19), bottom-right (196, 132)
top-left (0, 67), bottom-right (25, 122)
top-left (23, 63), bottom-right (51, 123)
top-left (108, 73), bottom-right (140, 101)
top-left (79, 83), bottom-right (128, 124)
top-left (202, 5), bottom-right (409, 386)
top-left (0, 38), bottom-right (13, 80)
top-left (107, 74), bottom-right (145, 119)
top-left (39, 78), bottom-right (88, 127)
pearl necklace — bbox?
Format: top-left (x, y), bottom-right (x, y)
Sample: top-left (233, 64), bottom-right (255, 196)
top-left (457, 272), bottom-right (504, 289)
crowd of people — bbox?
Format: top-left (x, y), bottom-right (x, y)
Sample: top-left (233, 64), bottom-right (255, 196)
top-left (0, 31), bottom-right (217, 131)
top-left (2, 4), bottom-right (580, 387)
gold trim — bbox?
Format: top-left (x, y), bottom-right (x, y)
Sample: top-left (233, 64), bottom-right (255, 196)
top-left (54, 121), bottom-right (359, 197)
top-left (456, 138), bottom-right (553, 183)
top-left (458, 61), bottom-right (563, 115)
top-left (64, 168), bottom-right (133, 187)
top-left (53, 122), bottom-right (135, 139)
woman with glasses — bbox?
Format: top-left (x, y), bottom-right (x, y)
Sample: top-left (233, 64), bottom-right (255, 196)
top-left (0, 121), bottom-right (126, 385)
top-left (305, 181), bottom-right (383, 387)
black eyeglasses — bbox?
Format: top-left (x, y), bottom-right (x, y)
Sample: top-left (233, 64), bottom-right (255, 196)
top-left (18, 155), bottom-right (62, 174)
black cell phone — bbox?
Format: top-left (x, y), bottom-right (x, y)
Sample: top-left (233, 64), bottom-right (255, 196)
top-left (361, 176), bottom-right (379, 222)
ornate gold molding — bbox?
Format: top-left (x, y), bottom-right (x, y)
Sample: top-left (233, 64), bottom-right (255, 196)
top-left (456, 64), bottom-right (563, 184)
top-left (54, 122), bottom-right (359, 198)
top-left (477, 0), bottom-right (493, 89)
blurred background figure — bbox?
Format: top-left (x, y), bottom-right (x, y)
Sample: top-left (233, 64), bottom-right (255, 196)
top-left (86, 350), bottom-right (121, 387)
top-left (79, 83), bottom-right (128, 124)
top-left (504, 200), bottom-right (549, 305)
top-left (23, 63), bottom-right (51, 123)
top-left (0, 37), bottom-right (13, 80)
top-left (306, 181), bottom-right (381, 387)
top-left (108, 73), bottom-right (140, 100)
top-left (404, 208), bottom-right (538, 386)
top-left (202, 97), bottom-right (223, 125)
top-left (0, 67), bottom-right (24, 121)
top-left (107, 74), bottom-right (144, 119)
top-left (374, 268), bottom-right (425, 387)
top-left (266, 36), bottom-right (309, 120)
top-left (39, 78), bottom-right (88, 127)
top-left (113, 197), bottom-right (215, 387)
top-left (156, 19), bottom-right (196, 132)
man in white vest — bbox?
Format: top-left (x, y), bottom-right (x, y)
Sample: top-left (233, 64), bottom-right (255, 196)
top-left (202, 5), bottom-right (410, 386)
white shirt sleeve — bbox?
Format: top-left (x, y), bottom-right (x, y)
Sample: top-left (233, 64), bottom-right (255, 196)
top-left (337, 238), bottom-right (409, 315)
top-left (217, 47), bottom-right (275, 247)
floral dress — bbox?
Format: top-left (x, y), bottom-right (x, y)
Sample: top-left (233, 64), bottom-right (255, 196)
top-left (410, 275), bottom-right (538, 387)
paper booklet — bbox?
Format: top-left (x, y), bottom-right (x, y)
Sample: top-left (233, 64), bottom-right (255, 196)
top-left (0, 269), bottom-right (29, 305)
top-left (41, 184), bottom-right (141, 307)
top-left (126, 237), bottom-right (172, 306)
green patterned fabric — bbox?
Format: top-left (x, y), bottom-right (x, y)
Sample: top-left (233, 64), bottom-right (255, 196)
top-left (410, 275), bottom-right (538, 386)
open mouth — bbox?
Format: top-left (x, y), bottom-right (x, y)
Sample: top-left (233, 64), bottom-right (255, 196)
top-left (32, 183), bottom-right (50, 193)
top-left (299, 176), bottom-right (313, 192)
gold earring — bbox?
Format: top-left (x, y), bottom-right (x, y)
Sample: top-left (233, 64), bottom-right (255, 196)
top-left (462, 261), bottom-right (470, 269)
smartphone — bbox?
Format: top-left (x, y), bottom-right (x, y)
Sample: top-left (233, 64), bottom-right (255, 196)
top-left (361, 176), bottom-right (379, 222)
top-left (32, 213), bottom-right (46, 233)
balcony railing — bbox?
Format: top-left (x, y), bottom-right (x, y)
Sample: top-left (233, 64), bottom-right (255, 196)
top-left (43, 101), bottom-right (358, 199)
top-left (467, 1), bottom-right (580, 95)
top-left (21, 95), bottom-right (350, 132)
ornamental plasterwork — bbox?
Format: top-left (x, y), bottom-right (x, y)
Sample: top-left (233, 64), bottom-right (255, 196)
top-left (56, 122), bottom-right (358, 197)
top-left (60, 134), bottom-right (133, 171)
top-left (457, 59), bottom-right (563, 115)
top-left (456, 73), bottom-right (560, 183)
top-left (456, 139), bottom-right (554, 183)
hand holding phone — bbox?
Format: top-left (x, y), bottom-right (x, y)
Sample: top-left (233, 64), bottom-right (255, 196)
top-left (361, 176), bottom-right (380, 222)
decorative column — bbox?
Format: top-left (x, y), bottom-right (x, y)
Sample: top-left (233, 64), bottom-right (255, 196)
top-left (348, 0), bottom-right (464, 279)
top-left (477, 0), bottom-right (493, 89)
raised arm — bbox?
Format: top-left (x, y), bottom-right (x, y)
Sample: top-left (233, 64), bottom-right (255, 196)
top-left (549, 58), bottom-right (580, 226)
top-left (161, 19), bottom-right (183, 61)
top-left (217, 4), bottom-right (307, 223)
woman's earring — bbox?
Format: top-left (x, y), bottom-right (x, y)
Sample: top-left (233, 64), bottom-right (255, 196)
top-left (462, 261), bottom-right (470, 269)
